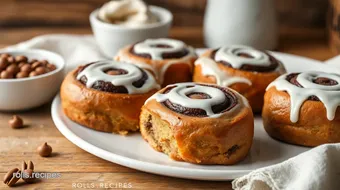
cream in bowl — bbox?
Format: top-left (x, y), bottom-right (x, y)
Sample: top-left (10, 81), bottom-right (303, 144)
top-left (90, 0), bottom-right (173, 57)
top-left (0, 49), bottom-right (65, 111)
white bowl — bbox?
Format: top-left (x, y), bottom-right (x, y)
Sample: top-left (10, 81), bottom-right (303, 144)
top-left (90, 6), bottom-right (173, 57)
top-left (0, 49), bottom-right (65, 111)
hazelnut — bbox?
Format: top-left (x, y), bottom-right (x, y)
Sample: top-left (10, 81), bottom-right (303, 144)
top-left (37, 142), bottom-right (53, 157)
top-left (18, 62), bottom-right (26, 68)
top-left (8, 115), bottom-right (24, 129)
top-left (41, 60), bottom-right (49, 66)
top-left (16, 71), bottom-right (29, 78)
top-left (29, 71), bottom-right (38, 77)
top-left (21, 64), bottom-right (31, 72)
top-left (30, 59), bottom-right (38, 64)
top-left (0, 71), bottom-right (13, 79)
top-left (0, 57), bottom-right (8, 69)
top-left (0, 53), bottom-right (10, 59)
top-left (6, 64), bottom-right (20, 74)
top-left (15, 55), bottom-right (28, 63)
top-left (7, 56), bottom-right (15, 63)
top-left (47, 63), bottom-right (57, 71)
top-left (35, 67), bottom-right (46, 75)
top-left (31, 62), bottom-right (42, 69)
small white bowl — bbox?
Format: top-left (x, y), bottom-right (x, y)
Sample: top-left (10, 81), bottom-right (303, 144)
top-left (90, 5), bottom-right (173, 57)
top-left (0, 49), bottom-right (65, 111)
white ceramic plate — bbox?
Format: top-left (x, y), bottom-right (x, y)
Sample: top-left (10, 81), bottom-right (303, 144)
top-left (51, 51), bottom-right (340, 181)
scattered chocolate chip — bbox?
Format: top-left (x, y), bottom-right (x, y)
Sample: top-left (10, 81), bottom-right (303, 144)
top-left (8, 115), bottom-right (24, 129)
top-left (22, 169), bottom-right (35, 184)
top-left (3, 168), bottom-right (21, 187)
top-left (21, 161), bottom-right (35, 183)
top-left (37, 142), bottom-right (53, 157)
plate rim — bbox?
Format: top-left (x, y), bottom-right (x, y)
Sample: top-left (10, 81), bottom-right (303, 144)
top-left (51, 51), bottom-right (334, 181)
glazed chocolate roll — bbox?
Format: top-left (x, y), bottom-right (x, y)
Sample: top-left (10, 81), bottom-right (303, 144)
top-left (140, 82), bottom-right (254, 165)
top-left (193, 45), bottom-right (286, 112)
top-left (116, 38), bottom-right (197, 87)
top-left (263, 71), bottom-right (340, 147)
top-left (61, 60), bottom-right (160, 135)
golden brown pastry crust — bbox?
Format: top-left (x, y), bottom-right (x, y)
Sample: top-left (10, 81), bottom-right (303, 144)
top-left (263, 86), bottom-right (340, 147)
top-left (116, 45), bottom-right (196, 87)
top-left (139, 86), bottom-right (254, 165)
top-left (193, 50), bottom-right (284, 113)
top-left (61, 69), bottom-right (158, 135)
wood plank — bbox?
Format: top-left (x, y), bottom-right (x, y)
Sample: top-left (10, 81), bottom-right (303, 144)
top-left (0, 26), bottom-right (334, 60)
top-left (0, 0), bottom-right (329, 27)
top-left (0, 172), bottom-right (232, 189)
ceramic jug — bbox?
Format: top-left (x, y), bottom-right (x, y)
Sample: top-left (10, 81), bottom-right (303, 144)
top-left (204, 0), bottom-right (278, 50)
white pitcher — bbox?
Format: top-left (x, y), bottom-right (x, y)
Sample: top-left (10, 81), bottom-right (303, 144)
top-left (204, 0), bottom-right (278, 50)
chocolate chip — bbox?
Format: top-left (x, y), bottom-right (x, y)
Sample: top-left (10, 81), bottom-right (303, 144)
top-left (37, 142), bottom-right (53, 157)
top-left (3, 168), bottom-right (21, 187)
top-left (0, 71), bottom-right (14, 79)
top-left (31, 62), bottom-right (42, 69)
top-left (16, 71), bottom-right (29, 78)
top-left (7, 56), bottom-right (15, 63)
top-left (8, 115), bottom-right (24, 129)
top-left (0, 57), bottom-right (9, 69)
top-left (15, 55), bottom-right (28, 63)
top-left (21, 161), bottom-right (35, 184)
top-left (225, 145), bottom-right (240, 158)
top-left (6, 64), bottom-right (20, 74)
top-left (21, 64), bottom-right (32, 72)
top-left (35, 67), bottom-right (47, 75)
top-left (29, 71), bottom-right (38, 77)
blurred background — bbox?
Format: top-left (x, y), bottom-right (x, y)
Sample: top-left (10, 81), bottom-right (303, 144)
top-left (0, 0), bottom-right (334, 60)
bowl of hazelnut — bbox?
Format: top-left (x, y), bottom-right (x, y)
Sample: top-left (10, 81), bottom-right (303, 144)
top-left (0, 49), bottom-right (65, 111)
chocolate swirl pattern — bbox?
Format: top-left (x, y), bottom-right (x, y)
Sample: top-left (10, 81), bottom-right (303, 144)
top-left (146, 83), bottom-right (249, 118)
top-left (119, 38), bottom-right (196, 84)
top-left (267, 71), bottom-right (340, 122)
top-left (195, 45), bottom-right (285, 87)
top-left (133, 38), bottom-right (192, 60)
top-left (76, 60), bottom-right (160, 94)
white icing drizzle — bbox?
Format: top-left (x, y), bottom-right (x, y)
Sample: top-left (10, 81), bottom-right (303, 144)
top-left (134, 38), bottom-right (187, 60)
top-left (215, 45), bottom-right (271, 68)
top-left (145, 82), bottom-right (249, 118)
top-left (76, 60), bottom-right (160, 94)
top-left (195, 57), bottom-right (252, 86)
top-left (117, 38), bottom-right (196, 84)
top-left (267, 71), bottom-right (340, 123)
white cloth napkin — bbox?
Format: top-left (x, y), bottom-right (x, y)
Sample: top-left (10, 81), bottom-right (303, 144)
top-left (5, 34), bottom-right (340, 190)
top-left (232, 144), bottom-right (340, 190)
top-left (6, 34), bottom-right (108, 72)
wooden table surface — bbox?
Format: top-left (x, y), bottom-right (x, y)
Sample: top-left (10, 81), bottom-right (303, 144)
top-left (0, 26), bottom-right (337, 190)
